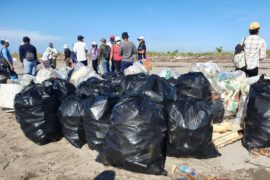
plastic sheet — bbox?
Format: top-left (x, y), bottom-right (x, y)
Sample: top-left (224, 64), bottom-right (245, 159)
top-left (58, 95), bottom-right (85, 148)
top-left (167, 99), bottom-right (220, 158)
top-left (101, 96), bottom-right (167, 175)
top-left (14, 84), bottom-right (62, 145)
top-left (175, 72), bottom-right (212, 100)
top-left (243, 76), bottom-right (270, 149)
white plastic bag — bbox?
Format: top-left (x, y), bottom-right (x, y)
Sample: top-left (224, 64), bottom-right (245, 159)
top-left (54, 67), bottom-right (72, 80)
top-left (124, 62), bottom-right (148, 76)
top-left (158, 68), bottom-right (180, 80)
top-left (17, 74), bottom-right (36, 87)
top-left (190, 62), bottom-right (220, 77)
top-left (35, 68), bottom-right (56, 84)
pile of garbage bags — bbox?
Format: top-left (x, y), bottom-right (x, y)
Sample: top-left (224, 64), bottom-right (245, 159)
top-left (13, 65), bottom-right (222, 175)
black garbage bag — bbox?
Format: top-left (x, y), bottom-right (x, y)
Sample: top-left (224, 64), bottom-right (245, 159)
top-left (211, 99), bottom-right (225, 123)
top-left (14, 84), bottom-right (62, 145)
top-left (100, 95), bottom-right (167, 175)
top-left (175, 72), bottom-right (212, 100)
top-left (58, 95), bottom-right (85, 148)
top-left (120, 73), bottom-right (148, 95)
top-left (140, 75), bottom-right (176, 102)
top-left (168, 78), bottom-right (177, 86)
top-left (243, 76), bottom-right (270, 149)
top-left (82, 95), bottom-right (115, 152)
top-left (76, 77), bottom-right (115, 99)
top-left (42, 78), bottom-right (76, 105)
top-left (102, 72), bottom-right (125, 93)
top-left (167, 98), bottom-right (220, 159)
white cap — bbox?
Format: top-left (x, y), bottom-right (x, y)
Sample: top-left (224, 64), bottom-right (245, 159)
top-left (137, 36), bottom-right (145, 40)
top-left (5, 40), bottom-right (9, 43)
top-left (115, 36), bottom-right (121, 41)
top-left (92, 41), bottom-right (97, 45)
top-left (63, 44), bottom-right (68, 49)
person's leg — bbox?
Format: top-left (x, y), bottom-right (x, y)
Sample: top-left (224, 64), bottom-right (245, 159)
top-left (111, 59), bottom-right (115, 72)
top-left (52, 59), bottom-right (57, 69)
top-left (23, 59), bottom-right (32, 75)
top-left (106, 60), bottom-right (110, 73)
top-left (115, 61), bottom-right (121, 72)
top-left (80, 60), bottom-right (88, 66)
top-left (102, 60), bottom-right (108, 74)
top-left (92, 60), bottom-right (98, 74)
top-left (31, 61), bottom-right (37, 76)
top-left (121, 61), bottom-right (133, 71)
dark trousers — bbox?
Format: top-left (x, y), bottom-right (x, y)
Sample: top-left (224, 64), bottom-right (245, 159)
top-left (236, 67), bottom-right (258, 77)
top-left (114, 61), bottom-right (121, 72)
top-left (80, 60), bottom-right (88, 66)
top-left (92, 60), bottom-right (99, 74)
top-left (121, 61), bottom-right (133, 71)
top-left (111, 59), bottom-right (115, 72)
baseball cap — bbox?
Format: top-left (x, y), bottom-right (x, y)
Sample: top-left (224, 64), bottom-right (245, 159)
top-left (63, 44), bottom-right (69, 49)
top-left (115, 36), bottom-right (121, 41)
top-left (100, 38), bottom-right (106, 42)
top-left (249, 22), bottom-right (260, 30)
top-left (77, 35), bottom-right (84, 40)
top-left (137, 36), bottom-right (145, 40)
top-left (92, 41), bottom-right (97, 45)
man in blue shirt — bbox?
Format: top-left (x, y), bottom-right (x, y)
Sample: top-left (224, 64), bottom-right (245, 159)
top-left (1, 40), bottom-right (14, 71)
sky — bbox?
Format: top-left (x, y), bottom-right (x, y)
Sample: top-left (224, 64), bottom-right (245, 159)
top-left (1, 0), bottom-right (270, 53)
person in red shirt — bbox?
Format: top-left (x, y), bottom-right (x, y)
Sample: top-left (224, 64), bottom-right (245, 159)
top-left (110, 36), bottom-right (122, 72)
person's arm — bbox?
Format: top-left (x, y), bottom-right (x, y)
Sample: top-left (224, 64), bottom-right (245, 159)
top-left (133, 44), bottom-right (137, 62)
top-left (118, 45), bottom-right (123, 56)
top-left (2, 49), bottom-right (14, 70)
top-left (34, 47), bottom-right (38, 60)
top-left (259, 40), bottom-right (267, 61)
top-left (98, 46), bottom-right (103, 61)
top-left (110, 46), bottom-right (114, 61)
top-left (137, 44), bottom-right (146, 54)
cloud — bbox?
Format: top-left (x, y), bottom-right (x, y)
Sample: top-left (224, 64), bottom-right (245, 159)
top-left (0, 27), bottom-right (63, 42)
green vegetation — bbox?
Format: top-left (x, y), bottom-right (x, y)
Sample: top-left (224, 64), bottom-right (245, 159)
top-left (267, 49), bottom-right (270, 55)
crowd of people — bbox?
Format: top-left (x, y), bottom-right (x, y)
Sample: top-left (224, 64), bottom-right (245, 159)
top-left (0, 22), bottom-right (267, 78)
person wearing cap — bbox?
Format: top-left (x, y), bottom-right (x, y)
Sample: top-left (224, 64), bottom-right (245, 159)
top-left (73, 35), bottom-right (88, 66)
top-left (137, 36), bottom-right (147, 61)
top-left (63, 44), bottom-right (72, 67)
top-left (240, 22), bottom-right (267, 77)
top-left (1, 40), bottom-right (14, 71)
top-left (99, 38), bottom-right (111, 74)
top-left (90, 41), bottom-right (99, 74)
top-left (19, 36), bottom-right (38, 76)
top-left (119, 32), bottom-right (137, 71)
top-left (110, 36), bottom-right (122, 72)
top-left (46, 42), bottom-right (58, 68)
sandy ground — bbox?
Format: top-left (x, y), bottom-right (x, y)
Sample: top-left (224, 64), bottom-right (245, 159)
top-left (1, 59), bottom-right (270, 180)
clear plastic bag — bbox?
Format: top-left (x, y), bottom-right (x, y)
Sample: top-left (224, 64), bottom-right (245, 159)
top-left (17, 74), bottom-right (36, 86)
top-left (190, 62), bottom-right (220, 78)
top-left (158, 68), bottom-right (180, 80)
top-left (35, 68), bottom-right (56, 84)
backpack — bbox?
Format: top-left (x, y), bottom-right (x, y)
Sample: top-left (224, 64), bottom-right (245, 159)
top-left (25, 50), bottom-right (35, 61)
top-left (232, 38), bottom-right (246, 69)
top-left (103, 45), bottom-right (111, 60)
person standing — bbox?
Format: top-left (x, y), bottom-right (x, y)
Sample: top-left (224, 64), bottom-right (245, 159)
top-left (119, 32), bottom-right (137, 71)
top-left (19, 36), bottom-right (38, 76)
top-left (109, 35), bottom-right (115, 72)
top-left (73, 35), bottom-right (88, 66)
top-left (137, 36), bottom-right (147, 61)
top-left (46, 42), bottom-right (58, 68)
top-left (241, 22), bottom-right (267, 77)
top-left (110, 36), bottom-right (122, 72)
top-left (99, 38), bottom-right (111, 74)
top-left (90, 42), bottom-right (99, 74)
top-left (1, 40), bottom-right (14, 71)
top-left (63, 44), bottom-right (72, 67)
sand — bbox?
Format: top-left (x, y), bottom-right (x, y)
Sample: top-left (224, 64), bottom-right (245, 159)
top-left (1, 59), bottom-right (270, 180)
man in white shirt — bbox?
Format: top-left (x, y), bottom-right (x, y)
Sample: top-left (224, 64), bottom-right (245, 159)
top-left (73, 35), bottom-right (88, 66)
top-left (241, 22), bottom-right (267, 77)
top-left (46, 42), bottom-right (58, 68)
